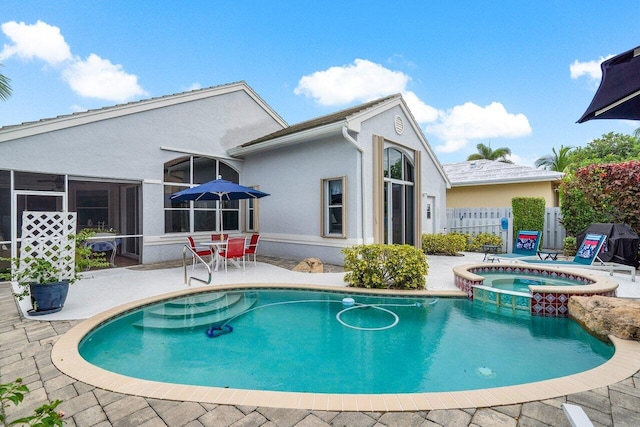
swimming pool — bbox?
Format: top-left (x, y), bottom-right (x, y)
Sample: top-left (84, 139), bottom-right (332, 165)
top-left (78, 288), bottom-right (613, 395)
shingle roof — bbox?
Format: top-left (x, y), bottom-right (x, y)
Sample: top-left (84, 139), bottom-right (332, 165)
top-left (442, 159), bottom-right (563, 186)
top-left (0, 81), bottom-right (286, 134)
top-left (241, 94), bottom-right (400, 147)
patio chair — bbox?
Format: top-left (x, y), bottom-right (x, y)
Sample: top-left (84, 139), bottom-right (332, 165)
top-left (244, 234), bottom-right (260, 266)
top-left (218, 237), bottom-right (246, 272)
top-left (495, 230), bottom-right (541, 261)
top-left (562, 403), bottom-right (594, 427)
top-left (521, 233), bottom-right (636, 281)
top-left (187, 236), bottom-right (212, 270)
top-left (211, 233), bottom-right (228, 242)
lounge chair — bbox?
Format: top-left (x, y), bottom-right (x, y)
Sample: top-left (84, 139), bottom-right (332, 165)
top-left (494, 230), bottom-right (541, 261)
top-left (521, 233), bottom-right (636, 282)
top-left (562, 403), bottom-right (594, 427)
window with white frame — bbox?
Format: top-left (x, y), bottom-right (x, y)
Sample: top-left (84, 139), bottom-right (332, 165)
top-left (244, 185), bottom-right (261, 232)
top-left (322, 177), bottom-right (345, 237)
top-left (163, 156), bottom-right (239, 233)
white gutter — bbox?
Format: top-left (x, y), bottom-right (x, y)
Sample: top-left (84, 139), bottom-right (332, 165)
top-left (342, 126), bottom-right (367, 245)
top-left (160, 146), bottom-right (240, 162)
top-left (450, 175), bottom-right (564, 187)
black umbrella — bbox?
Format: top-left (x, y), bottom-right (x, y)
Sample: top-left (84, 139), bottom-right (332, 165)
top-left (577, 46), bottom-right (640, 123)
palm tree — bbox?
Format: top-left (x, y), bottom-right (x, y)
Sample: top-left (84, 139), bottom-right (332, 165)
top-left (535, 145), bottom-right (574, 172)
top-left (467, 142), bottom-right (513, 163)
top-left (0, 62), bottom-right (11, 101)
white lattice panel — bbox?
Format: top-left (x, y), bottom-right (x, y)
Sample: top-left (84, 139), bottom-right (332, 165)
top-left (19, 211), bottom-right (77, 282)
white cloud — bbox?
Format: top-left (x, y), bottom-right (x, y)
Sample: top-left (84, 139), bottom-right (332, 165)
top-left (294, 59), bottom-right (439, 123)
top-left (427, 102), bottom-right (531, 153)
top-left (507, 152), bottom-right (535, 167)
top-left (69, 104), bottom-right (87, 113)
top-left (295, 59), bottom-right (531, 155)
top-left (185, 82), bottom-right (202, 91)
top-left (0, 20), bottom-right (71, 65)
top-left (1, 20), bottom-right (146, 103)
top-left (62, 54), bottom-right (147, 102)
top-left (294, 59), bottom-right (409, 105)
top-left (435, 139), bottom-right (468, 153)
top-left (570, 55), bottom-right (614, 86)
top-left (401, 91), bottom-right (438, 123)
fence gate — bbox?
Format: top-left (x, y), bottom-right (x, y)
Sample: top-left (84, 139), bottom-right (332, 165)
top-left (446, 207), bottom-right (565, 251)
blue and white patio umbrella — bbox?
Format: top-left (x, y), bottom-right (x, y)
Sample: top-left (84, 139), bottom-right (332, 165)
top-left (170, 178), bottom-right (270, 202)
top-left (170, 178), bottom-right (269, 233)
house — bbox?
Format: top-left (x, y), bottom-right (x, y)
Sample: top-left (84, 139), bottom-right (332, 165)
top-left (442, 160), bottom-right (563, 208)
top-left (0, 82), bottom-right (449, 266)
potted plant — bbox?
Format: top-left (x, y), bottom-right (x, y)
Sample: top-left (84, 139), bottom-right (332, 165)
top-left (0, 231), bottom-right (109, 315)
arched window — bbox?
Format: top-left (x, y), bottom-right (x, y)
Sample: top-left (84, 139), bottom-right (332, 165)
top-left (383, 147), bottom-right (414, 245)
top-left (163, 156), bottom-right (239, 233)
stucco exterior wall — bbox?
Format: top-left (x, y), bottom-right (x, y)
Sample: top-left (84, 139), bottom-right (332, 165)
top-left (446, 181), bottom-right (559, 208)
top-left (241, 135), bottom-right (359, 265)
top-left (357, 105), bottom-right (448, 234)
top-left (0, 87), bottom-right (285, 264)
top-left (240, 103), bottom-right (449, 265)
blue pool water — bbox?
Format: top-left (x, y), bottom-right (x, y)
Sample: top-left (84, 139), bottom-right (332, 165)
top-left (481, 272), bottom-right (582, 293)
top-left (79, 289), bottom-right (613, 394)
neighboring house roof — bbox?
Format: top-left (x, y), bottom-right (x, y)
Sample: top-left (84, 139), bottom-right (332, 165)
top-left (229, 94), bottom-right (451, 187)
top-left (442, 160), bottom-right (563, 186)
top-left (0, 81), bottom-right (287, 142)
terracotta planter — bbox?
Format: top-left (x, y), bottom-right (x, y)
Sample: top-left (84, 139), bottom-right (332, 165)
top-left (28, 281), bottom-right (69, 315)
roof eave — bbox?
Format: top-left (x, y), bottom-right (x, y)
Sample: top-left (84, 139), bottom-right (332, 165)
top-left (450, 175), bottom-right (563, 187)
top-left (0, 82), bottom-right (287, 142)
top-left (228, 121), bottom-right (346, 157)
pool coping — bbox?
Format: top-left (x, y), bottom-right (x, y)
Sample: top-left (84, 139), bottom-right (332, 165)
top-left (51, 282), bottom-right (640, 412)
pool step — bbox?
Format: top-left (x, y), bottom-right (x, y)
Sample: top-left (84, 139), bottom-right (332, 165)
top-left (164, 292), bottom-right (229, 308)
top-left (146, 293), bottom-right (243, 319)
top-left (133, 293), bottom-right (257, 330)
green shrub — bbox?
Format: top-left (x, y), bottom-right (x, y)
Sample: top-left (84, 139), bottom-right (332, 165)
top-left (0, 378), bottom-right (64, 426)
top-left (342, 244), bottom-right (428, 290)
top-left (559, 161), bottom-right (640, 236)
top-left (512, 197), bottom-right (545, 245)
top-left (466, 232), bottom-right (503, 252)
top-left (421, 233), bottom-right (467, 255)
top-left (563, 236), bottom-right (577, 257)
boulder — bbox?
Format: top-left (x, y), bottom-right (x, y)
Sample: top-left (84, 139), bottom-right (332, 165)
top-left (568, 296), bottom-right (640, 341)
top-left (292, 258), bottom-right (324, 273)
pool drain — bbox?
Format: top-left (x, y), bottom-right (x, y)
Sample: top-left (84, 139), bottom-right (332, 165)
top-left (475, 367), bottom-right (496, 378)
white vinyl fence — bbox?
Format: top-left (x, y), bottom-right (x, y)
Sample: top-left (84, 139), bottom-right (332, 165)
top-left (445, 207), bottom-right (566, 251)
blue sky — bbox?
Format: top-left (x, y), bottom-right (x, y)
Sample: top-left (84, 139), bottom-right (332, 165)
top-left (1, 1), bottom-right (639, 165)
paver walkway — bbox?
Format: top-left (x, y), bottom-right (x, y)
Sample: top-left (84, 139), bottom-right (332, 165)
top-left (2, 261), bottom-right (640, 426)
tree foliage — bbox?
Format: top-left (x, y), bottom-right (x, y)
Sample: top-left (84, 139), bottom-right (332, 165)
top-left (467, 143), bottom-right (513, 163)
top-left (0, 63), bottom-right (11, 101)
top-left (535, 145), bottom-right (574, 172)
top-left (568, 132), bottom-right (640, 169)
top-left (559, 160), bottom-right (640, 236)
